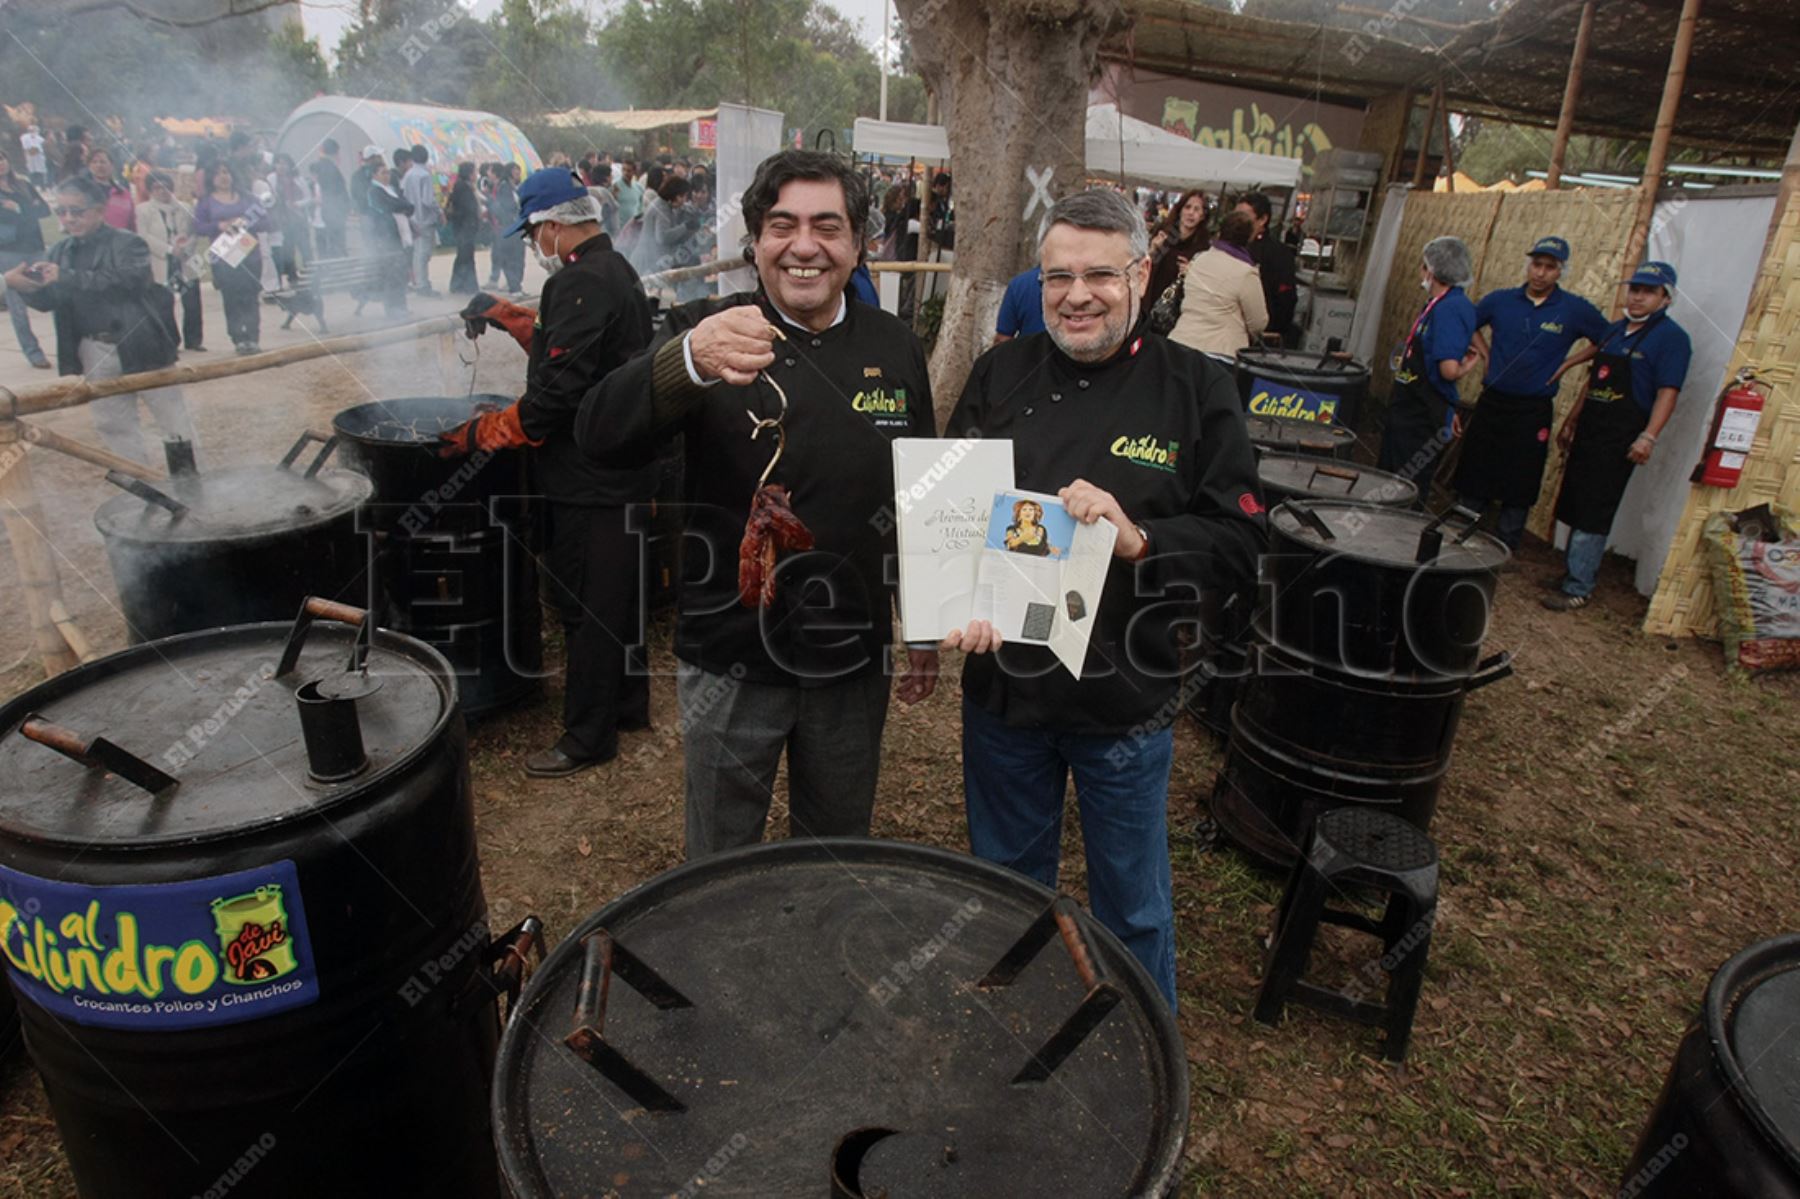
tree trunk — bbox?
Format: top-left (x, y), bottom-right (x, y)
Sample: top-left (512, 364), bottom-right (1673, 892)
top-left (894, 0), bottom-right (1125, 428)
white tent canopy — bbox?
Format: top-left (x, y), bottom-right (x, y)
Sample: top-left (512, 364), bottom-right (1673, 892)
top-left (853, 106), bottom-right (1302, 190)
top-left (276, 97), bottom-right (542, 188)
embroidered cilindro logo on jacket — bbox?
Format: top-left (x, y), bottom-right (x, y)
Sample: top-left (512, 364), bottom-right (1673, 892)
top-left (1110, 434), bottom-right (1179, 473)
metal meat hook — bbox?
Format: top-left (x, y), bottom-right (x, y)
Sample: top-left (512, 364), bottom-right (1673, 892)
top-left (746, 324), bottom-right (791, 487)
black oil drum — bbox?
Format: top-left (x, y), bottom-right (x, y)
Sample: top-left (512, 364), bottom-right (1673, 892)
top-left (0, 600), bottom-right (528, 1198)
top-left (1620, 936), bottom-right (1800, 1198)
top-left (94, 431), bottom-right (371, 643)
top-left (1260, 501), bottom-right (1508, 678)
top-left (493, 839), bottom-right (1188, 1198)
top-left (1236, 347), bottom-right (1371, 432)
top-left (333, 397), bottom-right (543, 717)
top-left (1245, 413), bottom-right (1359, 460)
top-left (1258, 453), bottom-right (1417, 509)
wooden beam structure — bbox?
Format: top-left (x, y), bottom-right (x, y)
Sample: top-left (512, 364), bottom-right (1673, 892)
top-left (1618, 0), bottom-right (1704, 309)
top-left (1547, 0), bottom-right (1597, 189)
top-left (1412, 84), bottom-right (1441, 189)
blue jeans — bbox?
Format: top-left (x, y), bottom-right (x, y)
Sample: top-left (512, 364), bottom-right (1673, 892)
top-left (1563, 529), bottom-right (1606, 597)
top-left (960, 699), bottom-right (1178, 1008)
top-left (1495, 505), bottom-right (1529, 550)
top-left (0, 249), bottom-right (46, 362)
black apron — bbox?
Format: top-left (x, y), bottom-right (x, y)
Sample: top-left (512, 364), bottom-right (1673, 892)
top-left (1378, 295), bottom-right (1450, 494)
top-left (1453, 386), bottom-right (1554, 507)
top-left (1555, 334), bottom-right (1650, 534)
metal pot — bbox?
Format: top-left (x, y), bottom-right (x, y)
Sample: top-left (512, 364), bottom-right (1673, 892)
top-left (1621, 936), bottom-right (1800, 1197)
top-left (1235, 347), bottom-right (1371, 431)
top-left (1257, 452), bottom-right (1416, 509)
top-left (1245, 413), bottom-right (1359, 460)
top-left (1259, 501), bottom-right (1508, 678)
top-left (332, 397), bottom-right (543, 717)
top-left (94, 431), bottom-right (371, 643)
top-left (492, 839), bottom-right (1189, 1198)
top-left (0, 599), bottom-right (535, 1198)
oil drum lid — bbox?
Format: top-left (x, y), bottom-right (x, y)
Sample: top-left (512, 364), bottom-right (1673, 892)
top-left (0, 622), bottom-right (451, 848)
top-left (94, 465), bottom-right (372, 544)
top-left (1715, 936), bottom-right (1800, 1162)
top-left (1246, 414), bottom-right (1357, 454)
top-left (1272, 500), bottom-right (1508, 571)
top-left (492, 839), bottom-right (1188, 1199)
top-left (333, 395), bottom-right (511, 446)
top-left (1258, 453), bottom-right (1417, 506)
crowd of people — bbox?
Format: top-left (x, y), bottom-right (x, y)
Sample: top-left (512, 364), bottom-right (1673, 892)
top-left (0, 123), bottom-right (1692, 1007)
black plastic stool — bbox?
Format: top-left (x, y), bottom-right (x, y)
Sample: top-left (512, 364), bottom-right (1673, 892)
top-left (1253, 807), bottom-right (1439, 1062)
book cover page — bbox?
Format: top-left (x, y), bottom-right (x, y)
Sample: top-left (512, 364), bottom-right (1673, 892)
top-left (973, 489), bottom-right (1116, 679)
top-left (892, 438), bottom-right (1015, 642)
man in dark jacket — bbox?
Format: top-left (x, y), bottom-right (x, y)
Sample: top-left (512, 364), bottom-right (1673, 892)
top-left (574, 149), bottom-right (938, 858)
top-left (4, 175), bottom-right (193, 464)
top-left (1237, 191), bottom-right (1297, 345)
top-left (444, 168), bottom-right (657, 777)
top-left (310, 138), bottom-right (350, 259)
top-left (941, 188), bottom-right (1265, 1008)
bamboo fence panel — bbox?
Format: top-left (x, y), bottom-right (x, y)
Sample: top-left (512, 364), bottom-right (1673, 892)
top-left (1646, 200), bottom-right (1800, 636)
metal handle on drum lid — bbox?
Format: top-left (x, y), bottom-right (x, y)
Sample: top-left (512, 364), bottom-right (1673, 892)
top-left (17, 714), bottom-right (179, 798)
top-left (278, 429), bottom-right (340, 479)
top-left (104, 470), bottom-right (189, 520)
top-left (564, 928), bottom-right (694, 1113)
top-left (1290, 503), bottom-right (1337, 542)
top-left (1416, 502), bottom-right (1484, 563)
top-left (276, 596), bottom-right (373, 679)
top-left (452, 915), bottom-right (545, 1018)
top-left (1308, 463), bottom-right (1361, 495)
top-left (975, 895), bottom-right (1124, 1085)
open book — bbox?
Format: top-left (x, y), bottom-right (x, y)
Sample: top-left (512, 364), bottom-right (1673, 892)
top-left (893, 438), bottom-right (1015, 642)
top-left (973, 489), bottom-right (1115, 680)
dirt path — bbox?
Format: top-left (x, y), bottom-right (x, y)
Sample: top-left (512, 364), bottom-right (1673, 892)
top-left (1, 351), bottom-right (1796, 1194)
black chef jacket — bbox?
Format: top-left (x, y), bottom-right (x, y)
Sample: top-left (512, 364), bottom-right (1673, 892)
top-left (521, 233), bottom-right (657, 505)
top-left (1251, 234), bottom-right (1298, 337)
top-left (946, 330), bottom-right (1265, 734)
top-left (575, 293), bottom-right (936, 685)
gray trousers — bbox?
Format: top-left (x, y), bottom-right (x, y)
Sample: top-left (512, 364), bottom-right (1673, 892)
top-left (411, 226), bottom-right (436, 289)
top-left (78, 338), bottom-right (196, 466)
top-left (677, 661), bottom-right (891, 859)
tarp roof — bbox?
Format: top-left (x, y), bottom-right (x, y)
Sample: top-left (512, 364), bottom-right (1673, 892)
top-left (1111, 0), bottom-right (1798, 157)
top-left (853, 107), bottom-right (1303, 189)
top-left (542, 107), bottom-right (716, 132)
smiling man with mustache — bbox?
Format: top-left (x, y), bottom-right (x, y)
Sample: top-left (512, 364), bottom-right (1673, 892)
top-left (576, 149), bottom-right (938, 859)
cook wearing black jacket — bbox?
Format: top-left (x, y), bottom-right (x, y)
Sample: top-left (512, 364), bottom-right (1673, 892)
top-left (574, 149), bottom-right (938, 857)
top-left (942, 189), bottom-right (1265, 1008)
top-left (446, 167), bottom-right (656, 778)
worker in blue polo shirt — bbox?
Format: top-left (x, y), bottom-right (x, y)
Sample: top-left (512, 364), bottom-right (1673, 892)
top-left (1451, 235), bottom-right (1610, 549)
top-left (1541, 260), bottom-right (1691, 612)
top-left (1378, 235), bottom-right (1482, 501)
top-left (993, 264), bottom-right (1045, 343)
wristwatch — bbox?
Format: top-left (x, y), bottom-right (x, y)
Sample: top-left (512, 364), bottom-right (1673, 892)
top-left (1131, 522), bottom-right (1151, 561)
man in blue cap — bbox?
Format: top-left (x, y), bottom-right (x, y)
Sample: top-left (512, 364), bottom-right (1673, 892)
top-left (1540, 260), bottom-right (1690, 611)
top-left (1451, 235), bottom-right (1610, 550)
top-left (442, 167), bottom-right (657, 775)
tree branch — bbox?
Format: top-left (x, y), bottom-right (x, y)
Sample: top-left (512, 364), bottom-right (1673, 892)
top-left (46, 0), bottom-right (300, 28)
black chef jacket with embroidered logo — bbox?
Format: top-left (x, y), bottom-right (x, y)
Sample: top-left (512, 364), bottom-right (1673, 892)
top-left (945, 330), bottom-right (1265, 734)
top-left (575, 293), bottom-right (935, 685)
top-left (519, 232), bottom-right (658, 505)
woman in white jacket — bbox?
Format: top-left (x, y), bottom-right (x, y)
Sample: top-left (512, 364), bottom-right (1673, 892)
top-left (139, 172), bottom-right (207, 352)
top-left (1168, 208), bottom-right (1268, 362)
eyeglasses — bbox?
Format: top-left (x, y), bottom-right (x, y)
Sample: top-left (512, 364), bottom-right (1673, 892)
top-left (1041, 262), bottom-right (1138, 293)
top-left (53, 205), bottom-right (93, 216)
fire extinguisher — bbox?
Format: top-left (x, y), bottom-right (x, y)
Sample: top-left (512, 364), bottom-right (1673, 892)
top-left (1691, 367), bottom-right (1768, 488)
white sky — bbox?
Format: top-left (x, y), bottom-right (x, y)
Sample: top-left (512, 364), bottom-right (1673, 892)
top-left (299, 0), bottom-right (892, 72)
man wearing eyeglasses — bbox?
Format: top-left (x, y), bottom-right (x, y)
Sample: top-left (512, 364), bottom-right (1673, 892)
top-left (4, 174), bottom-right (193, 464)
top-left (939, 188), bottom-right (1265, 1007)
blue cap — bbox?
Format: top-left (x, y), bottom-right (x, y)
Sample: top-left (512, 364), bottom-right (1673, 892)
top-left (1627, 260), bottom-right (1677, 291)
top-left (1528, 236), bottom-right (1569, 262)
top-left (505, 167), bottom-right (589, 237)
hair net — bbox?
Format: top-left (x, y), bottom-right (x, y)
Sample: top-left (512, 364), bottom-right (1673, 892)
top-left (529, 195), bottom-right (604, 227)
top-left (1422, 236), bottom-right (1473, 286)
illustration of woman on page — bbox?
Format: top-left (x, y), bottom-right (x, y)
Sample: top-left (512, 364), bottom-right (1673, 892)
top-left (1004, 500), bottom-right (1063, 558)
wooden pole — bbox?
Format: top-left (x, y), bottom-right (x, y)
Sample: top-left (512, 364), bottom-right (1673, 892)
top-left (1412, 84), bottom-right (1441, 188)
top-left (1387, 87), bottom-right (1417, 184)
top-left (1546, 0), bottom-right (1597, 189)
top-left (1618, 0), bottom-right (1703, 311)
top-left (1440, 88), bottom-right (1457, 184)
top-left (19, 421), bottom-right (164, 481)
top-left (0, 406), bottom-right (79, 677)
